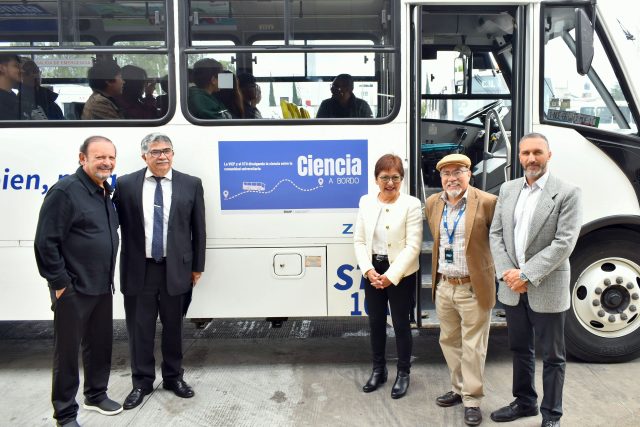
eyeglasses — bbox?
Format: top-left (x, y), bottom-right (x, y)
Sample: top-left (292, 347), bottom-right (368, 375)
top-left (440, 169), bottom-right (469, 178)
top-left (378, 175), bottom-right (403, 183)
top-left (148, 148), bottom-right (173, 158)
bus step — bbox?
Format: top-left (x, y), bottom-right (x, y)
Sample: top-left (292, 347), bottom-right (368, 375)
top-left (421, 273), bottom-right (432, 289)
top-left (421, 240), bottom-right (433, 254)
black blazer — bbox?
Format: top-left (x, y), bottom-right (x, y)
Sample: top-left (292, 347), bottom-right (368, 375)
top-left (113, 168), bottom-right (206, 296)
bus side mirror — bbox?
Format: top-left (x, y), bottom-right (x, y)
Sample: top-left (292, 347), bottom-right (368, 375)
top-left (454, 56), bottom-right (466, 94)
top-left (575, 8), bottom-right (594, 76)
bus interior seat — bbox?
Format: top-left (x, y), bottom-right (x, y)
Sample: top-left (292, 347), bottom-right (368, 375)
top-left (280, 100), bottom-right (308, 119)
top-left (64, 102), bottom-right (85, 120)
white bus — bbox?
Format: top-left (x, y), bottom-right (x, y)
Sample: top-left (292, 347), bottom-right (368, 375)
top-left (1, 0), bottom-right (639, 363)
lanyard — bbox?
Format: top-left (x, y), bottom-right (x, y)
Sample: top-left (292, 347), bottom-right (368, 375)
top-left (443, 202), bottom-right (466, 245)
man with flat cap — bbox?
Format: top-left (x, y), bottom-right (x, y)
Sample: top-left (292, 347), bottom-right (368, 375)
top-left (425, 153), bottom-right (497, 426)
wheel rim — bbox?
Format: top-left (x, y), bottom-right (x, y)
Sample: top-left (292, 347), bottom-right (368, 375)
top-left (572, 257), bottom-right (640, 338)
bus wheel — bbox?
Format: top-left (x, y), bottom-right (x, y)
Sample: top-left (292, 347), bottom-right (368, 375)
top-left (566, 230), bottom-right (640, 362)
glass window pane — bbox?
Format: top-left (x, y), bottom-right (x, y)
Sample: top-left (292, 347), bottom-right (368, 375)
top-left (186, 51), bottom-right (395, 121)
top-left (0, 1), bottom-right (167, 47)
top-left (252, 41), bottom-right (305, 78)
top-left (543, 6), bottom-right (636, 133)
top-left (189, 0), bottom-right (394, 47)
top-left (307, 40), bottom-right (375, 77)
top-left (0, 53), bottom-right (169, 121)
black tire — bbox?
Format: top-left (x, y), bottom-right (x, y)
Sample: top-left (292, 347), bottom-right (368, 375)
top-left (566, 229), bottom-right (640, 363)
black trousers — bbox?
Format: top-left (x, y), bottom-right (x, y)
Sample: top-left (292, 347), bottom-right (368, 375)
top-left (124, 260), bottom-right (185, 391)
top-left (364, 257), bottom-right (416, 374)
top-left (505, 293), bottom-right (566, 421)
top-left (51, 287), bottom-right (113, 425)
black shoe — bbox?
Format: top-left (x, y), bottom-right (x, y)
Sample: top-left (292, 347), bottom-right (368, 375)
top-left (82, 396), bottom-right (123, 415)
top-left (390, 372), bottom-right (410, 399)
top-left (542, 419), bottom-right (560, 427)
top-left (436, 391), bottom-right (463, 407)
top-left (123, 388), bottom-right (150, 410)
top-left (490, 400), bottom-right (539, 422)
top-left (464, 407), bottom-right (482, 426)
top-left (362, 368), bottom-right (388, 393)
top-left (163, 379), bottom-right (195, 398)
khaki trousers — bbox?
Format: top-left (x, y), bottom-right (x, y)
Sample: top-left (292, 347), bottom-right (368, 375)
top-left (436, 279), bottom-right (491, 407)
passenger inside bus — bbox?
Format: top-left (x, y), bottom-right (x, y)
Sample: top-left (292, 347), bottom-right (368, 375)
top-left (116, 65), bottom-right (159, 120)
top-left (19, 59), bottom-right (64, 121)
top-left (238, 73), bottom-right (262, 119)
top-left (214, 72), bottom-right (244, 119)
top-left (81, 59), bottom-right (125, 120)
top-left (188, 58), bottom-right (232, 120)
top-left (0, 54), bottom-right (24, 121)
top-left (316, 74), bottom-right (373, 119)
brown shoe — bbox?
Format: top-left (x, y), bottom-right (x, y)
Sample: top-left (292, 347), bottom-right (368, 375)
top-left (436, 391), bottom-right (462, 407)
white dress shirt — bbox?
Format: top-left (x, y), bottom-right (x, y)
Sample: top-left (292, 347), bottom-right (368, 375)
top-left (514, 171), bottom-right (549, 268)
top-left (143, 168), bottom-right (173, 258)
top-left (437, 190), bottom-right (469, 277)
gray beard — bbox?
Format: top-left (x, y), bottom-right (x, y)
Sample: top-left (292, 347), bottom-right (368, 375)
top-left (446, 189), bottom-right (462, 199)
top-left (525, 165), bottom-right (546, 179)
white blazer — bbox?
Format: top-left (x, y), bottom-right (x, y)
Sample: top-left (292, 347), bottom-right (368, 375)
top-left (353, 192), bottom-right (423, 285)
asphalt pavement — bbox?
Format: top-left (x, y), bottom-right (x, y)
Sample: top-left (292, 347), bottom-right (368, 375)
top-left (1, 318), bottom-right (638, 427)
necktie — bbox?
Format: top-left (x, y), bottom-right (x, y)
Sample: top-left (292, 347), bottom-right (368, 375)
top-left (151, 176), bottom-right (164, 261)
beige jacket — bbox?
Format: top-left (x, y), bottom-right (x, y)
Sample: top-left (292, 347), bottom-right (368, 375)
top-left (426, 186), bottom-right (497, 310)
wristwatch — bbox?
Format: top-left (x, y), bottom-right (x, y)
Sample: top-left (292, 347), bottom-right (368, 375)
top-left (519, 271), bottom-right (529, 282)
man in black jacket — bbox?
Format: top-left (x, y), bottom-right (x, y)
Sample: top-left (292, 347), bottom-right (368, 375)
top-left (316, 74), bottom-right (373, 119)
top-left (113, 133), bottom-right (206, 410)
top-left (19, 59), bottom-right (65, 120)
top-left (34, 136), bottom-right (122, 426)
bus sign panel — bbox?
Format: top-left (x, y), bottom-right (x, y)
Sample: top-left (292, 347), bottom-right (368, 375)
top-left (218, 140), bottom-right (368, 211)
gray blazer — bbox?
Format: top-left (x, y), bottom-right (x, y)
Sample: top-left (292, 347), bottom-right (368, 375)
top-left (489, 174), bottom-right (582, 313)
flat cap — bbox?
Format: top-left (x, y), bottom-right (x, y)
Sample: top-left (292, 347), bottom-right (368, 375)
top-left (436, 153), bottom-right (471, 171)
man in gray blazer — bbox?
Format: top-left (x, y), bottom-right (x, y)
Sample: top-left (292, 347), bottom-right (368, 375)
top-left (489, 133), bottom-right (582, 427)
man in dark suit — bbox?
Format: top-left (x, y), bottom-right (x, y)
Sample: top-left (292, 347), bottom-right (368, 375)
top-left (113, 133), bottom-right (206, 409)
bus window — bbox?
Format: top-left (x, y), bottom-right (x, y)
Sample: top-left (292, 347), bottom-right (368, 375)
top-left (0, 1), bottom-right (171, 123)
top-left (542, 5), bottom-right (637, 134)
top-left (1, 52), bottom-right (170, 121)
top-left (184, 0), bottom-right (398, 122)
top-left (421, 50), bottom-right (510, 124)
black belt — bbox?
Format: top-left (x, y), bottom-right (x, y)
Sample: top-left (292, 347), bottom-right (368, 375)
top-left (146, 257), bottom-right (166, 264)
top-left (373, 254), bottom-right (388, 262)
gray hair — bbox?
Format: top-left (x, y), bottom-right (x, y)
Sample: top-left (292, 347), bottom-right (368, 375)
top-left (520, 132), bottom-right (549, 149)
top-left (140, 133), bottom-right (173, 154)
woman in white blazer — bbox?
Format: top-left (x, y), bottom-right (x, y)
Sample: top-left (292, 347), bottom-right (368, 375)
top-left (354, 154), bottom-right (423, 399)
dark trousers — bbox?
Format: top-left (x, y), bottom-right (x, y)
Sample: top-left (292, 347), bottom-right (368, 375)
top-left (364, 257), bottom-right (415, 374)
top-left (124, 260), bottom-right (185, 391)
top-left (505, 293), bottom-right (566, 421)
top-left (51, 287), bottom-right (113, 425)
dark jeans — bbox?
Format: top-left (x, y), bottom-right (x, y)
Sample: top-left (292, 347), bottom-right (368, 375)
top-left (51, 287), bottom-right (113, 425)
top-left (505, 293), bottom-right (566, 421)
top-left (124, 260), bottom-right (186, 391)
top-left (364, 257), bottom-right (416, 374)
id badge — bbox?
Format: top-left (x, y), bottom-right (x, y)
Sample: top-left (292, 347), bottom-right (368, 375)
top-left (444, 247), bottom-right (454, 263)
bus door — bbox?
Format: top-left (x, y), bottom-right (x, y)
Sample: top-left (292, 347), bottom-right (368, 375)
top-left (410, 3), bottom-right (526, 326)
